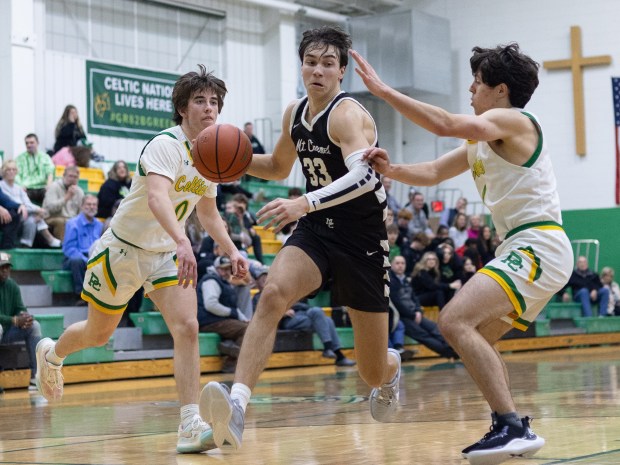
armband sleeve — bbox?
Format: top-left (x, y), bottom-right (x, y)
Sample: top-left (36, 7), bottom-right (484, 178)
top-left (303, 150), bottom-right (376, 212)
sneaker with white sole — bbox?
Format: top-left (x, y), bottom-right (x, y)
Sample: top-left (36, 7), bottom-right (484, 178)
top-left (176, 416), bottom-right (216, 453)
top-left (462, 415), bottom-right (545, 465)
top-left (35, 338), bottom-right (64, 401)
top-left (199, 382), bottom-right (245, 451)
top-left (369, 348), bottom-right (401, 422)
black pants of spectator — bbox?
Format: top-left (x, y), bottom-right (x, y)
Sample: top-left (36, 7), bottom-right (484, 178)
top-left (251, 233), bottom-right (263, 264)
top-left (26, 188), bottom-right (46, 206)
top-left (417, 289), bottom-right (447, 309)
top-left (0, 208), bottom-right (21, 249)
top-left (401, 316), bottom-right (458, 359)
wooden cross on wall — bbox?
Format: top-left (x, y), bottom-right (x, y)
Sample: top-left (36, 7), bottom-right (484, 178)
top-left (543, 26), bottom-right (612, 156)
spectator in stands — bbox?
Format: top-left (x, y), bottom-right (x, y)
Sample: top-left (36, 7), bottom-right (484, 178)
top-left (401, 231), bottom-right (429, 275)
top-left (439, 196), bottom-right (467, 228)
top-left (232, 193), bottom-right (263, 264)
top-left (15, 133), bottom-right (55, 205)
top-left (0, 187), bottom-right (22, 249)
top-left (43, 165), bottom-right (84, 241)
top-left (224, 199), bottom-right (252, 255)
top-left (62, 195), bottom-right (102, 305)
top-left (404, 187), bottom-right (430, 218)
top-left (475, 224), bottom-right (496, 266)
top-left (467, 214), bottom-right (482, 240)
top-left (460, 238), bottom-right (482, 269)
top-left (386, 223), bottom-right (401, 262)
top-left (197, 256), bottom-right (251, 373)
top-left (385, 207), bottom-right (395, 227)
top-left (97, 160), bottom-right (131, 219)
top-left (53, 105), bottom-right (87, 154)
top-left (381, 176), bottom-right (401, 214)
top-left (448, 212), bottom-right (468, 249)
top-left (0, 252), bottom-right (42, 389)
top-left (600, 267), bottom-right (620, 316)
top-left (461, 257), bottom-right (477, 285)
top-left (395, 208), bottom-right (413, 250)
top-left (243, 122), bottom-right (265, 155)
top-left (389, 255), bottom-right (458, 360)
top-left (429, 224), bottom-right (450, 252)
top-left (411, 251), bottom-right (459, 309)
top-left (437, 242), bottom-right (463, 302)
top-left (251, 266), bottom-right (355, 366)
top-left (406, 191), bottom-right (434, 238)
top-left (562, 256), bottom-right (610, 317)
top-left (287, 187), bottom-right (303, 199)
top-left (0, 160), bottom-right (61, 248)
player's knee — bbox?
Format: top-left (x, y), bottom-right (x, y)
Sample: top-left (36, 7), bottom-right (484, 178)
top-left (437, 311), bottom-right (457, 343)
top-left (170, 318), bottom-right (199, 340)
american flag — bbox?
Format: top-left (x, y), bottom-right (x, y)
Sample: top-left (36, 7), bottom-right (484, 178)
top-left (614, 77), bottom-right (620, 205)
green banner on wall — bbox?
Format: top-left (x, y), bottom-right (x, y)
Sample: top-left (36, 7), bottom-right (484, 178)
top-left (86, 61), bottom-right (179, 140)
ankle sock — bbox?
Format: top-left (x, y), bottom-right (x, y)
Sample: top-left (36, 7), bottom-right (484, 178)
top-left (231, 383), bottom-right (251, 413)
top-left (497, 412), bottom-right (522, 429)
top-left (46, 346), bottom-right (65, 366)
top-left (180, 404), bottom-right (200, 427)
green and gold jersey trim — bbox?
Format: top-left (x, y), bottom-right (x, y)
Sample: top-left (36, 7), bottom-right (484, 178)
top-left (86, 248), bottom-right (118, 294)
top-left (504, 220), bottom-right (563, 240)
top-left (152, 276), bottom-right (179, 290)
top-left (137, 130), bottom-right (180, 177)
top-left (81, 290), bottom-right (128, 315)
top-left (479, 265), bottom-right (526, 317)
top-left (111, 229), bottom-right (143, 250)
top-left (520, 111), bottom-right (543, 168)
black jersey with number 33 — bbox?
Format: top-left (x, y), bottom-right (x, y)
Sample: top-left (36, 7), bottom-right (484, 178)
top-left (290, 92), bottom-right (387, 231)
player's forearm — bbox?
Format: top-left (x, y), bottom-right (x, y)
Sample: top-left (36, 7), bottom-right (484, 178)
top-left (247, 154), bottom-right (288, 181)
top-left (147, 190), bottom-right (186, 244)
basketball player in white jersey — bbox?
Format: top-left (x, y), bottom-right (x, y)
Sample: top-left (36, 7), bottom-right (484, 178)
top-left (351, 44), bottom-right (573, 465)
top-left (35, 65), bottom-right (248, 454)
top-left (200, 26), bottom-right (401, 451)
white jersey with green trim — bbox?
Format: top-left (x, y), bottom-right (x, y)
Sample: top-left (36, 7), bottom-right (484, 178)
top-left (466, 110), bottom-right (562, 241)
top-left (110, 125), bottom-right (217, 252)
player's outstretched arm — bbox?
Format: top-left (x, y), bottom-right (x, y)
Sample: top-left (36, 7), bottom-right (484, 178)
top-left (196, 196), bottom-right (248, 279)
top-left (246, 101), bottom-right (299, 181)
top-left (146, 173), bottom-right (196, 288)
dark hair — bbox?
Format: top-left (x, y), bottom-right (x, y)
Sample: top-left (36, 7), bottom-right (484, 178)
top-left (288, 187), bottom-right (303, 198)
top-left (298, 26), bottom-right (351, 69)
top-left (25, 133), bottom-right (38, 142)
top-left (172, 64), bottom-right (227, 125)
top-left (470, 43), bottom-right (539, 108)
top-left (55, 104), bottom-right (85, 139)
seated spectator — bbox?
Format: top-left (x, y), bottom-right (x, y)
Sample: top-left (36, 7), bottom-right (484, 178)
top-left (0, 187), bottom-right (21, 249)
top-left (460, 238), bottom-right (482, 269)
top-left (0, 252), bottom-right (42, 390)
top-left (43, 165), bottom-right (84, 241)
top-left (233, 193), bottom-right (263, 264)
top-left (14, 133), bottom-right (55, 205)
top-left (389, 255), bottom-right (458, 360)
top-left (476, 224), bottom-right (497, 266)
top-left (97, 160), bottom-right (131, 219)
top-left (411, 251), bottom-right (458, 309)
top-left (386, 223), bottom-right (401, 263)
top-left (395, 208), bottom-right (413, 249)
top-left (437, 242), bottom-right (463, 303)
top-left (223, 199), bottom-right (252, 255)
top-left (600, 267), bottom-right (620, 316)
top-left (62, 195), bottom-right (102, 305)
top-left (251, 266), bottom-right (355, 367)
top-left (53, 105), bottom-right (87, 154)
top-left (448, 212), bottom-right (468, 249)
top-left (387, 307), bottom-right (415, 362)
top-left (461, 257), bottom-right (477, 285)
top-left (402, 231), bottom-right (429, 275)
top-left (439, 196), bottom-right (467, 228)
top-left (241, 122), bottom-right (265, 183)
top-left (52, 146), bottom-right (93, 168)
top-left (562, 256), bottom-right (609, 317)
top-left (385, 207), bottom-right (395, 227)
top-left (381, 176), bottom-right (401, 215)
top-left (197, 256), bottom-right (251, 373)
top-left (405, 191), bottom-right (434, 238)
top-left (102, 199), bottom-right (122, 233)
top-left (0, 160), bottom-right (61, 248)
top-left (467, 214), bottom-right (482, 240)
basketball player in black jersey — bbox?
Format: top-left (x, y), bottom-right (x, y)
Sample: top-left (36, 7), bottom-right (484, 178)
top-left (200, 26), bottom-right (402, 451)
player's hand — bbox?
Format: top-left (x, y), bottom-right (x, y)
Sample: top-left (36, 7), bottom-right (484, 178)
top-left (176, 237), bottom-right (197, 288)
top-left (257, 197), bottom-right (308, 234)
top-left (349, 50), bottom-right (390, 98)
top-left (229, 250), bottom-right (249, 280)
top-left (415, 311), bottom-right (423, 325)
top-left (363, 147), bottom-right (392, 175)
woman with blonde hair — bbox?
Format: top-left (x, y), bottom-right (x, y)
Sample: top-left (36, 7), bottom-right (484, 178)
top-left (0, 160), bottom-right (61, 247)
top-left (600, 267), bottom-right (620, 316)
top-left (411, 251), bottom-right (457, 309)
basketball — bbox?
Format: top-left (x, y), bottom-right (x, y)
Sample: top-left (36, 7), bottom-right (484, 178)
top-left (193, 124), bottom-right (253, 183)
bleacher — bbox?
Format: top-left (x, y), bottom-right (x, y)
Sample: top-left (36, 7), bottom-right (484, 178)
top-left (3, 176), bottom-right (619, 390)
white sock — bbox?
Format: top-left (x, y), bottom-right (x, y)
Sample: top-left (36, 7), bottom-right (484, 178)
top-left (231, 383), bottom-right (251, 413)
top-left (46, 346), bottom-right (65, 366)
top-left (180, 404), bottom-right (200, 426)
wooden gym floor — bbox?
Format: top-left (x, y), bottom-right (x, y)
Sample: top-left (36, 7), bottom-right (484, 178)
top-left (1, 346), bottom-right (619, 465)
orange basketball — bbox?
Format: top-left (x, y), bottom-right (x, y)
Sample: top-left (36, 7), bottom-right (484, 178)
top-left (193, 124), bottom-right (253, 183)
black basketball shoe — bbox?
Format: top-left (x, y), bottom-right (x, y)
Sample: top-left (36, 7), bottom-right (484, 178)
top-left (462, 415), bottom-right (545, 465)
